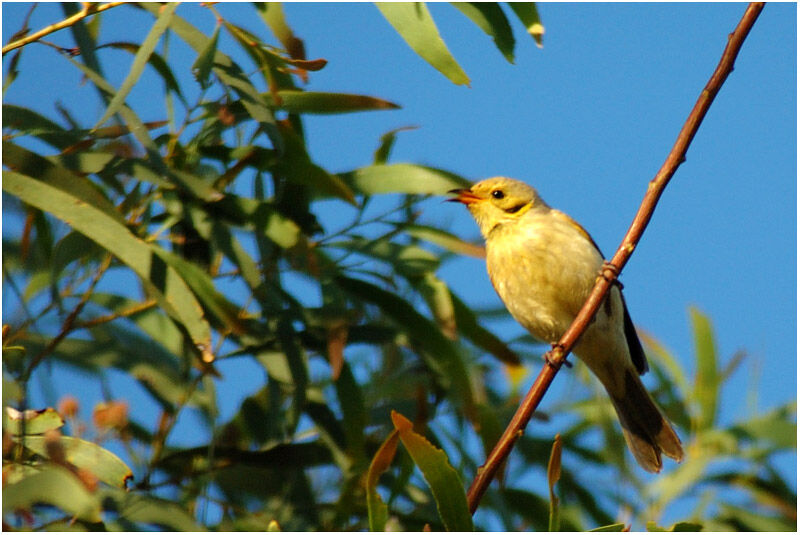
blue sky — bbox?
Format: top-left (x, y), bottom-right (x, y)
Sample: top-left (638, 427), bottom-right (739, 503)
top-left (3, 1), bottom-right (796, 526)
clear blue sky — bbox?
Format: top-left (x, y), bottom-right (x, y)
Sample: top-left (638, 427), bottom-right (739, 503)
top-left (3, 1), bottom-right (796, 526)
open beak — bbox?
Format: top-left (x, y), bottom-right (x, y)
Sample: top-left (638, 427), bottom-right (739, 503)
top-left (447, 188), bottom-right (482, 205)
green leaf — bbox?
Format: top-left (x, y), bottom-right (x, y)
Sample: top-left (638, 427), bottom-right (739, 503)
top-left (589, 523), bottom-right (628, 532)
top-left (690, 307), bottom-right (719, 431)
top-left (374, 126), bottom-right (417, 164)
top-left (93, 2), bottom-right (178, 129)
top-left (451, 292), bottom-right (521, 365)
top-left (376, 2), bottom-right (470, 86)
top-left (417, 272), bottom-right (457, 340)
top-left (4, 407), bottom-right (64, 436)
top-left (1, 465), bottom-right (102, 522)
top-left (255, 2), bottom-right (305, 60)
top-left (263, 90), bottom-right (399, 114)
top-left (191, 22), bottom-right (220, 89)
top-left (99, 42), bottom-right (186, 103)
top-left (2, 104), bottom-right (82, 150)
top-left (339, 163), bottom-right (471, 196)
top-left (335, 362), bottom-right (367, 462)
top-left (139, 3), bottom-right (282, 152)
top-left (23, 435), bottom-right (133, 488)
top-left (366, 430), bottom-right (400, 532)
top-left (507, 2), bottom-right (544, 47)
top-left (646, 520), bottom-right (704, 532)
top-left (335, 275), bottom-right (474, 410)
top-left (547, 434), bottom-right (562, 532)
top-left (391, 411), bottom-right (473, 531)
top-left (2, 171), bottom-right (213, 359)
top-left (103, 488), bottom-right (207, 531)
top-left (402, 223), bottom-right (485, 258)
top-left (451, 3), bottom-right (515, 62)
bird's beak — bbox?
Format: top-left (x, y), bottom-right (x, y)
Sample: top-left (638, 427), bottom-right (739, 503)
top-left (447, 188), bottom-right (481, 205)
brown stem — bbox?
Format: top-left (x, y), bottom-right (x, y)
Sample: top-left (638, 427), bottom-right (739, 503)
top-left (2, 2), bottom-right (126, 55)
top-left (466, 2), bottom-right (765, 514)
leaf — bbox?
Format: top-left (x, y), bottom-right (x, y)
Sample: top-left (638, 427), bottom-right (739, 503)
top-left (139, 3), bottom-right (282, 152)
top-left (451, 292), bottom-right (521, 365)
top-left (262, 90), bottom-right (399, 114)
top-left (366, 430), bottom-right (400, 532)
top-left (402, 223), bottom-right (485, 258)
top-left (1, 465), bottom-right (102, 522)
top-left (339, 163), bottom-right (471, 196)
top-left (451, 3), bottom-right (515, 62)
top-left (376, 2), bottom-right (470, 86)
top-left (255, 2), bottom-right (305, 60)
top-left (2, 171), bottom-right (213, 359)
top-left (547, 434), bottom-right (562, 532)
top-left (2, 104), bottom-right (82, 150)
top-left (104, 488), bottom-right (207, 531)
top-left (335, 363), bottom-right (367, 462)
top-left (391, 411), bottom-right (473, 531)
top-left (191, 22), bottom-right (220, 89)
top-left (93, 3), bottom-right (178, 129)
top-left (98, 42), bottom-right (185, 103)
top-left (335, 275), bottom-right (474, 410)
top-left (507, 2), bottom-right (544, 48)
top-left (23, 435), bottom-right (133, 488)
top-left (589, 523), bottom-right (628, 532)
top-left (374, 126), bottom-right (418, 164)
top-left (4, 407), bottom-right (64, 436)
top-left (690, 307), bottom-right (719, 431)
top-left (417, 272), bottom-right (457, 340)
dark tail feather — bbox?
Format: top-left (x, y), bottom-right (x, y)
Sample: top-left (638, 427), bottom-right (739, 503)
top-left (609, 368), bottom-right (684, 473)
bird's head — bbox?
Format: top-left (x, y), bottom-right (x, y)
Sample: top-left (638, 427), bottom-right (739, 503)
top-left (448, 177), bottom-right (549, 238)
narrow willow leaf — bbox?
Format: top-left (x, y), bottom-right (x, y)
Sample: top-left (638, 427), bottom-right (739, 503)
top-left (418, 272), bottom-right (457, 340)
top-left (263, 90), bottom-right (399, 114)
top-left (102, 488), bottom-right (208, 531)
top-left (451, 2), bottom-right (515, 62)
top-left (2, 104), bottom-right (82, 149)
top-left (589, 523), bottom-right (628, 532)
top-left (366, 430), bottom-right (400, 532)
top-left (335, 275), bottom-right (474, 410)
top-left (139, 3), bottom-right (282, 152)
top-left (191, 22), bottom-right (220, 89)
top-left (402, 223), bottom-right (485, 258)
top-left (376, 2), bottom-right (470, 86)
top-left (339, 163), bottom-right (471, 195)
top-left (508, 2), bottom-right (545, 47)
top-left (391, 411), bottom-right (473, 531)
top-left (3, 171), bottom-right (212, 358)
top-left (451, 292), bottom-right (521, 365)
top-left (94, 2), bottom-right (178, 129)
top-left (374, 126), bottom-right (418, 164)
top-left (335, 363), bottom-right (367, 462)
top-left (23, 435), bottom-right (133, 488)
top-left (690, 307), bottom-right (719, 431)
top-left (4, 407), bottom-right (64, 436)
top-left (1, 465), bottom-right (102, 522)
top-left (547, 434), bottom-right (562, 532)
top-left (255, 2), bottom-right (305, 60)
top-left (99, 42), bottom-right (186, 103)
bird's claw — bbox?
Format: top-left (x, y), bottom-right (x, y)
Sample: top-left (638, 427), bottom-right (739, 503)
top-left (545, 344), bottom-right (572, 369)
top-left (600, 261), bottom-right (623, 289)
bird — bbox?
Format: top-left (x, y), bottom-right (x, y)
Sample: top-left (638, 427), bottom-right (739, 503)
top-left (449, 177), bottom-right (683, 473)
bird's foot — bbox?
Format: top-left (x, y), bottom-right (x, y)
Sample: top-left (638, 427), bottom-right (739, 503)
top-left (600, 261), bottom-right (623, 289)
top-left (545, 343), bottom-right (572, 369)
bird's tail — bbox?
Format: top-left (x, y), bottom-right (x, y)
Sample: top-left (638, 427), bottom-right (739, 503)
top-left (608, 368), bottom-right (684, 473)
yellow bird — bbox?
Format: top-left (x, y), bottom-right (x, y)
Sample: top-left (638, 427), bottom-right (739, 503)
top-left (450, 177), bottom-right (683, 472)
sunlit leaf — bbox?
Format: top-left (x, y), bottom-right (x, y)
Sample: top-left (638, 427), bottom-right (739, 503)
top-left (508, 2), bottom-right (544, 47)
top-left (23, 435), bottom-right (133, 487)
top-left (391, 411), bottom-right (472, 531)
top-left (366, 430), bottom-right (400, 532)
top-left (3, 171), bottom-right (213, 358)
top-left (451, 2), bottom-right (515, 62)
top-left (690, 307), bottom-right (719, 431)
top-left (376, 3), bottom-right (470, 86)
top-left (339, 163), bottom-right (471, 196)
top-left (1, 465), bottom-right (102, 522)
top-left (4, 407), bottom-right (64, 436)
top-left (94, 2), bottom-right (178, 128)
top-left (191, 22), bottom-right (219, 89)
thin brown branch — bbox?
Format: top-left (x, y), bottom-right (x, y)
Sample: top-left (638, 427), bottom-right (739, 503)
top-left (23, 253), bottom-right (114, 381)
top-left (2, 2), bottom-right (126, 55)
top-left (466, 2), bottom-right (765, 514)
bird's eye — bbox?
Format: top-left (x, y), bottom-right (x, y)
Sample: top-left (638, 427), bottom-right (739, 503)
top-left (491, 190), bottom-right (505, 200)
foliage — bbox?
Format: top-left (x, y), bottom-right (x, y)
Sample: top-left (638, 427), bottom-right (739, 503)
top-left (2, 3), bottom-right (795, 532)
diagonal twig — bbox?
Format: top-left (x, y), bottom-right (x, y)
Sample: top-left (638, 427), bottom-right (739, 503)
top-left (466, 2), bottom-right (766, 514)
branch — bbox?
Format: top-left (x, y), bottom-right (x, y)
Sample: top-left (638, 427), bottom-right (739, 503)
top-left (2, 2), bottom-right (126, 55)
top-left (466, 2), bottom-right (765, 514)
